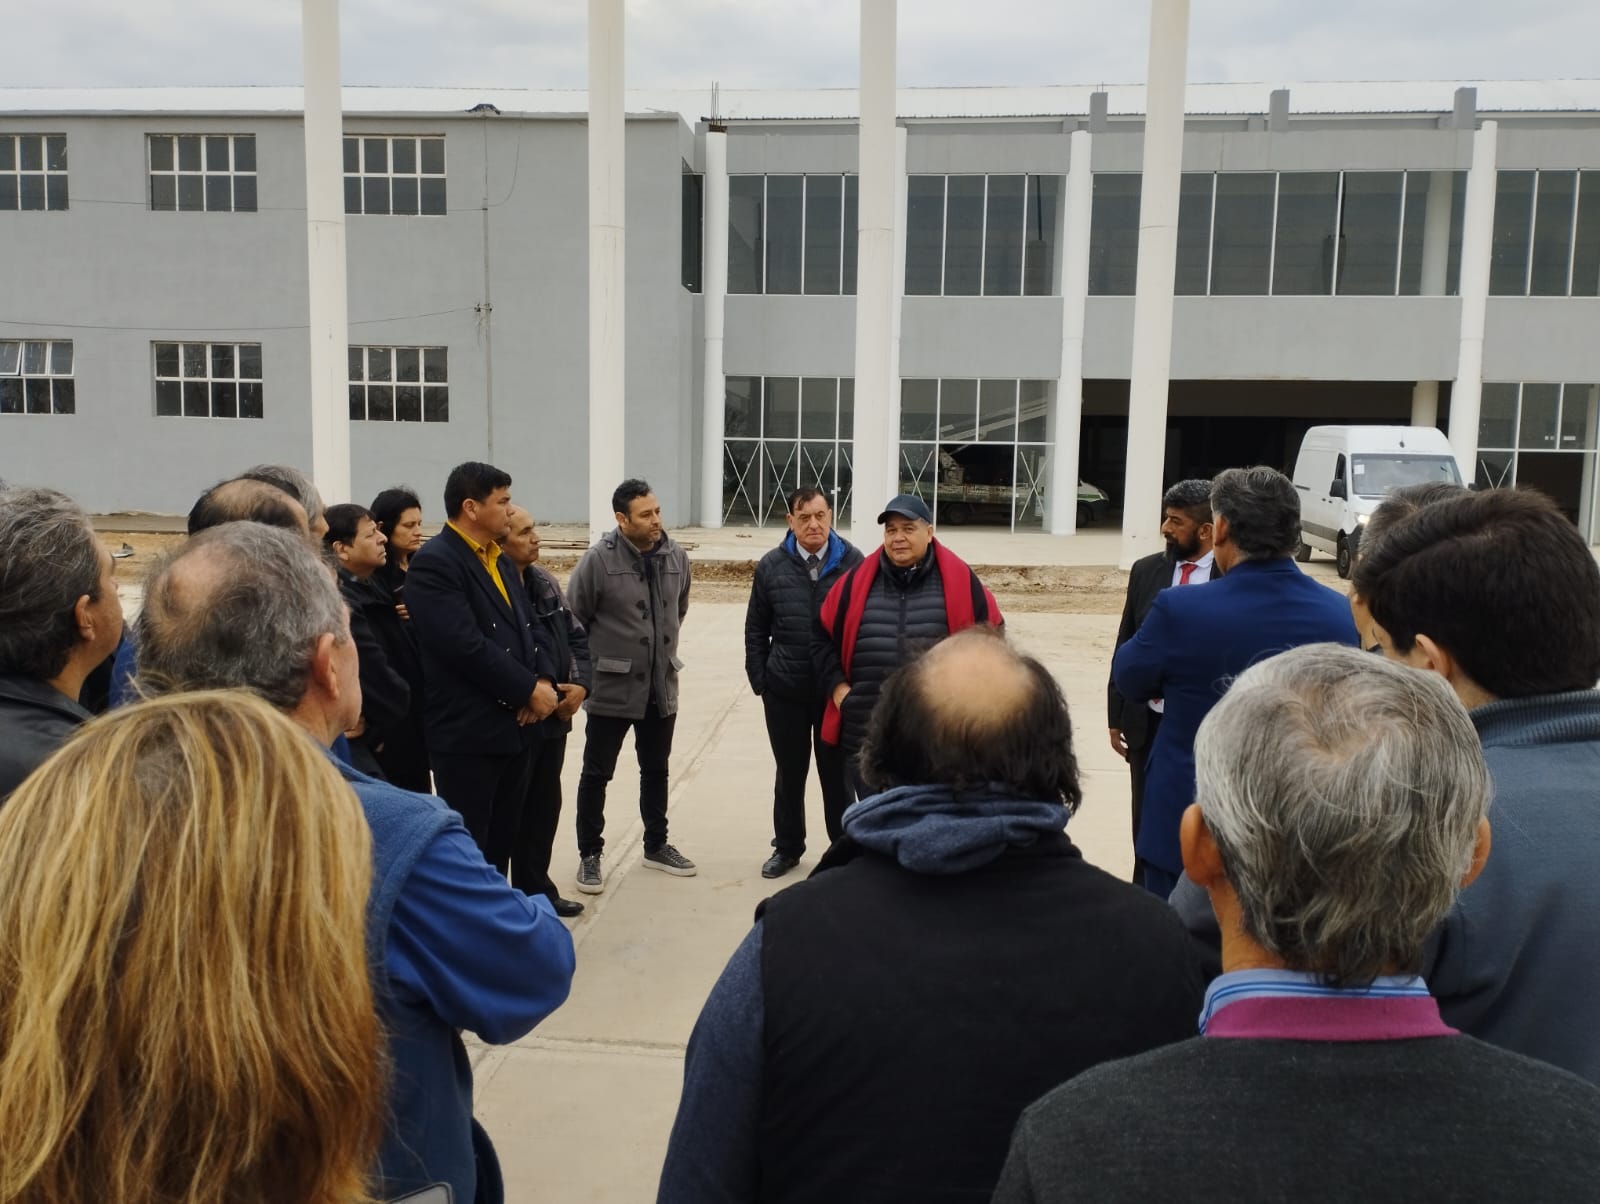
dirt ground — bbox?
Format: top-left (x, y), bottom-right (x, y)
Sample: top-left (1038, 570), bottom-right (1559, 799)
top-left (102, 530), bottom-right (1132, 615)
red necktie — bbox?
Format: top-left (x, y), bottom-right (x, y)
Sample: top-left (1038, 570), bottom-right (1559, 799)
top-left (1179, 561), bottom-right (1198, 585)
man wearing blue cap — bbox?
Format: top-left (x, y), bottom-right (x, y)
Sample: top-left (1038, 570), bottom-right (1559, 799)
top-left (812, 493), bottom-right (1002, 795)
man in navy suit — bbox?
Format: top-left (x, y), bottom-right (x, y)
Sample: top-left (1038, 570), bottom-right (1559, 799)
top-left (406, 461), bottom-right (562, 875)
top-left (1112, 466), bottom-right (1358, 898)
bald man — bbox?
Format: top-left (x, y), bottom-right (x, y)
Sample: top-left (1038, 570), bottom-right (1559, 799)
top-left (659, 628), bottom-right (1207, 1203)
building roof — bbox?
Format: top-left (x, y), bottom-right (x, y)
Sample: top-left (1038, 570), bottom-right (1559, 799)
top-left (2, 80), bottom-right (1598, 122)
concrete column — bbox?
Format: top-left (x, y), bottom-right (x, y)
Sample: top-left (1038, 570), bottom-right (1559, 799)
top-left (1050, 128), bottom-right (1093, 534)
top-left (1118, 0), bottom-right (1190, 570)
top-left (1410, 168), bottom-right (1455, 427)
top-left (849, 0), bottom-right (897, 546)
top-left (882, 124), bottom-right (908, 503)
top-left (1448, 121), bottom-right (1498, 482)
top-left (699, 128), bottom-right (729, 527)
top-left (588, 0), bottom-right (626, 539)
top-left (302, 0), bottom-right (351, 504)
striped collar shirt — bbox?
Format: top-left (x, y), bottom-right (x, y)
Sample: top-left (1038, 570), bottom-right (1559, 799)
top-left (1200, 968), bottom-right (1452, 1042)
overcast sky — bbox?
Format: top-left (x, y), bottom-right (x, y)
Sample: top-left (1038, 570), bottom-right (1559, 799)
top-left (11, 0), bottom-right (1598, 94)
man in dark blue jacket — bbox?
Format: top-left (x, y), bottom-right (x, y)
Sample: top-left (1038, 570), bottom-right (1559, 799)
top-left (406, 461), bottom-right (563, 876)
top-left (134, 521), bottom-right (575, 1204)
top-left (1113, 466), bottom-right (1358, 898)
top-left (744, 485), bottom-right (863, 878)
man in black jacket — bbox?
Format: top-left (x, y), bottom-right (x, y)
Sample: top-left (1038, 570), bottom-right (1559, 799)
top-left (504, 504), bottom-right (593, 917)
top-left (744, 486), bottom-right (863, 879)
top-left (1107, 479), bottom-right (1213, 875)
top-left (406, 462), bottom-right (562, 875)
top-left (0, 486), bottom-right (124, 799)
top-left (659, 628), bottom-right (1207, 1203)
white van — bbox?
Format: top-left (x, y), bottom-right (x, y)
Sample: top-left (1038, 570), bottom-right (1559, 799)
top-left (1291, 426), bottom-right (1464, 578)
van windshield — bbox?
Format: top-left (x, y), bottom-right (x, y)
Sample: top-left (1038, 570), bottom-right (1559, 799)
top-left (1350, 454), bottom-right (1462, 498)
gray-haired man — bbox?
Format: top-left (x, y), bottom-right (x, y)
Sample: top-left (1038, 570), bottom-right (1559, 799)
top-left (135, 522), bottom-right (575, 1204)
top-left (0, 486), bottom-right (123, 799)
top-left (996, 644), bottom-right (1600, 1201)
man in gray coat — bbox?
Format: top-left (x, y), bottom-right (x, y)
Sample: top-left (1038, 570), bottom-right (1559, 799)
top-left (568, 478), bottom-right (694, 893)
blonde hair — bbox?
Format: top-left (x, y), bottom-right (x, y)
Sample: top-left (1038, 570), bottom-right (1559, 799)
top-left (0, 691), bottom-right (383, 1204)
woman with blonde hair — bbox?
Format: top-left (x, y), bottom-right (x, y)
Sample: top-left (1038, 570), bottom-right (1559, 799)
top-left (0, 690), bottom-right (385, 1204)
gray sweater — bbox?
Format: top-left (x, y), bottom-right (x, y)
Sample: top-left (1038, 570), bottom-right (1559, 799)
top-left (1170, 688), bottom-right (1600, 1085)
top-left (567, 529), bottom-right (690, 720)
top-left (994, 1034), bottom-right (1600, 1202)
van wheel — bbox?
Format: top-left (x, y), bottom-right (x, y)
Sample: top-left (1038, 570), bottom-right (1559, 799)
top-left (1077, 502), bottom-right (1094, 527)
top-left (1295, 541), bottom-right (1312, 563)
top-left (1336, 535), bottom-right (1352, 580)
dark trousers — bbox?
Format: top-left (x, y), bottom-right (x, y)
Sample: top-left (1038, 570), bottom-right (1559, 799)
top-left (1129, 709), bottom-right (1162, 885)
top-left (511, 734), bottom-right (567, 901)
top-left (575, 702), bottom-right (676, 857)
top-left (374, 721), bottom-right (433, 795)
top-left (762, 692), bottom-right (851, 856)
top-left (432, 747), bottom-right (533, 876)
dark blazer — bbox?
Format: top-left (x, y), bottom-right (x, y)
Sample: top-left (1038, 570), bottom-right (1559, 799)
top-left (1112, 557), bottom-right (1359, 875)
top-left (405, 527), bottom-right (560, 757)
top-left (1106, 550), bottom-right (1174, 752)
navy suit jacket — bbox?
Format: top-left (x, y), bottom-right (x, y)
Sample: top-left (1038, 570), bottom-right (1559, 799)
top-left (1111, 557), bottom-right (1359, 875)
top-left (405, 526), bottom-right (559, 757)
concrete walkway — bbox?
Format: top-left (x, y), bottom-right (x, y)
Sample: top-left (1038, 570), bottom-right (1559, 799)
top-left (476, 601), bottom-right (1140, 1202)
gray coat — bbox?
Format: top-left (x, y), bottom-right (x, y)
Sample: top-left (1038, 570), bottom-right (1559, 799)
top-left (568, 528), bottom-right (691, 720)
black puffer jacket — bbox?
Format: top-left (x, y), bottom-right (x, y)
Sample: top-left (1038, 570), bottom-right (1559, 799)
top-left (744, 533), bottom-right (863, 701)
top-left (0, 673), bottom-right (89, 801)
top-left (835, 552), bottom-right (950, 751)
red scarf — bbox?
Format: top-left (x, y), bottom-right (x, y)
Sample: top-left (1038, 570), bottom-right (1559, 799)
top-left (818, 540), bottom-right (1002, 745)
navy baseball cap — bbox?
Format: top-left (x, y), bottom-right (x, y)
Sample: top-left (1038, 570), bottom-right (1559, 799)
top-left (876, 494), bottom-right (933, 524)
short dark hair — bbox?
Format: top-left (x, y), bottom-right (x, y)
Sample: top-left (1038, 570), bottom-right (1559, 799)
top-left (859, 629), bottom-right (1083, 810)
top-left (612, 478), bottom-right (653, 518)
top-left (788, 486), bottom-right (829, 514)
top-left (443, 462), bottom-right (512, 520)
top-left (1357, 481), bottom-right (1469, 564)
top-left (187, 478), bottom-right (305, 536)
top-left (1162, 478), bottom-right (1213, 525)
top-left (1354, 488), bottom-right (1600, 699)
top-left (0, 487), bottom-right (103, 680)
top-left (321, 504), bottom-right (372, 549)
top-left (368, 486), bottom-right (421, 539)
top-left (1211, 466), bottom-right (1301, 560)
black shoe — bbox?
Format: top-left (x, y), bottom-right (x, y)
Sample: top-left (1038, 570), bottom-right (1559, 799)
top-left (762, 852), bottom-right (800, 879)
top-left (642, 843), bottom-right (698, 876)
top-left (551, 896), bottom-right (586, 918)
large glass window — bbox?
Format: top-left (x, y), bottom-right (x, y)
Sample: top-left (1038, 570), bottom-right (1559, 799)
top-left (1397, 171), bottom-right (1468, 296)
top-left (1089, 174), bottom-right (1141, 296)
top-left (1336, 172), bottom-right (1403, 295)
top-left (0, 135), bottom-right (68, 211)
top-left (1210, 174), bottom-right (1276, 295)
top-left (726, 175), bottom-right (858, 296)
top-left (1530, 171), bottom-right (1578, 296)
top-left (681, 170), bottom-right (703, 293)
top-left (1488, 169), bottom-right (1600, 298)
top-left (1271, 172), bottom-right (1340, 296)
top-left (906, 175), bottom-right (1060, 297)
top-left (1573, 171), bottom-right (1600, 298)
top-left (1490, 171), bottom-right (1536, 295)
top-left (1175, 173), bottom-right (1214, 295)
top-left (1476, 381), bottom-right (1600, 540)
top-left (723, 375), bottom-right (854, 526)
top-left (898, 378), bottom-right (1054, 530)
top-left (0, 339), bottom-right (74, 414)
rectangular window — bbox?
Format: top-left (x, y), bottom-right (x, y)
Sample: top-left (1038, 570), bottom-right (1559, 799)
top-left (842, 175), bottom-right (860, 295)
top-left (1089, 173), bottom-right (1141, 296)
top-left (722, 374), bottom-right (855, 526)
top-left (982, 175), bottom-right (1026, 297)
top-left (349, 346), bottom-right (448, 423)
top-left (1489, 171), bottom-right (1536, 295)
top-left (803, 174), bottom-right (844, 295)
top-left (343, 135), bottom-right (446, 216)
top-left (0, 135), bottom-right (68, 211)
top-left (905, 175), bottom-right (946, 296)
top-left (681, 170), bottom-right (703, 293)
top-left (0, 339), bottom-right (74, 414)
top-left (1573, 171), bottom-right (1600, 298)
top-left (726, 174), bottom-right (856, 296)
top-left (148, 134), bottom-right (257, 212)
top-left (728, 175), bottom-right (765, 293)
top-left (942, 176), bottom-right (985, 296)
top-left (153, 341), bottom-right (262, 419)
top-left (1022, 175), bottom-right (1060, 297)
top-left (1175, 173), bottom-right (1214, 295)
top-left (1529, 170), bottom-right (1578, 297)
top-left (1336, 172), bottom-right (1404, 295)
top-left (1272, 172), bottom-right (1340, 295)
top-left (1210, 173), bottom-right (1276, 296)
top-left (763, 176), bottom-right (804, 294)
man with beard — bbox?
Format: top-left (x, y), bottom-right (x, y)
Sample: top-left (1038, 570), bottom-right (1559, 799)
top-left (1107, 479), bottom-right (1213, 882)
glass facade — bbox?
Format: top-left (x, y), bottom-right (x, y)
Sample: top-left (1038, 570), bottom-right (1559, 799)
top-left (1477, 381), bottom-right (1600, 540)
top-left (1491, 170), bottom-right (1600, 296)
top-left (1093, 170), bottom-right (1468, 296)
top-left (726, 175), bottom-right (859, 295)
top-left (903, 175), bottom-right (1060, 297)
top-left (898, 379), bottom-right (1052, 530)
top-left (723, 376), bottom-right (854, 525)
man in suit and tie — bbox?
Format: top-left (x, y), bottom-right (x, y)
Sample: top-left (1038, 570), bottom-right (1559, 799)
top-left (406, 461), bottom-right (563, 875)
top-left (1108, 479), bottom-right (1214, 883)
top-left (1112, 466), bottom-right (1358, 899)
